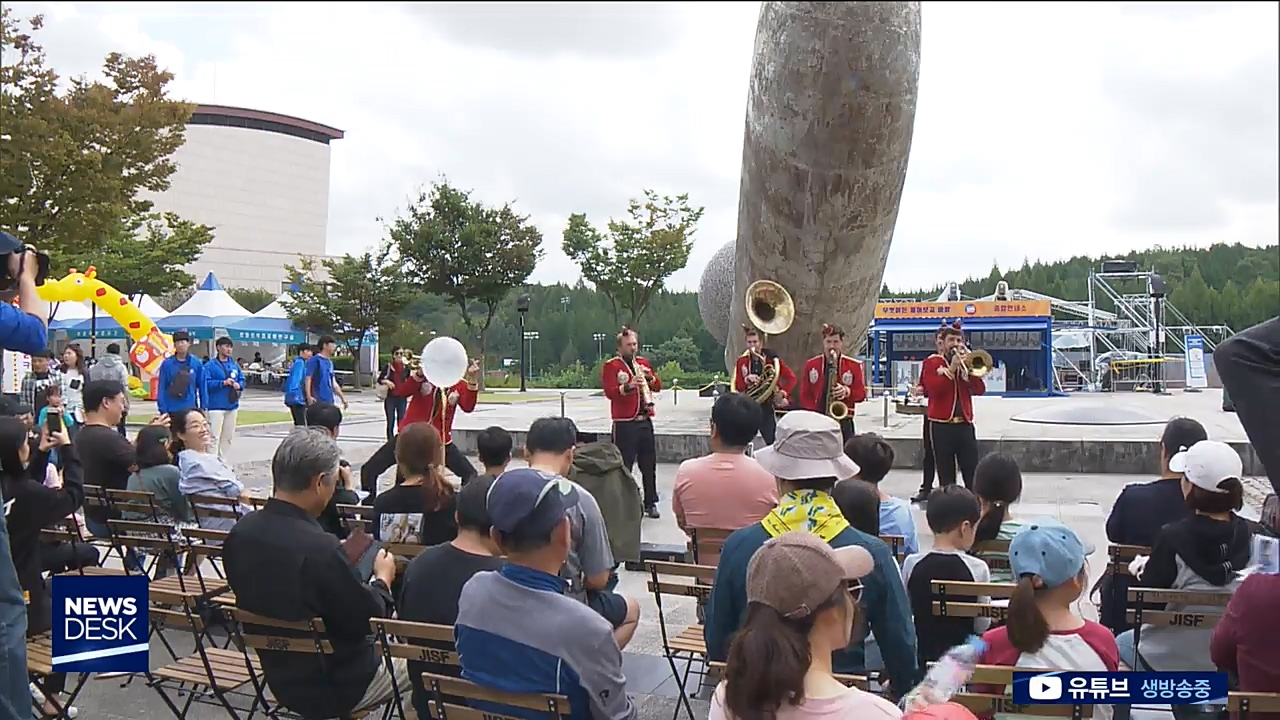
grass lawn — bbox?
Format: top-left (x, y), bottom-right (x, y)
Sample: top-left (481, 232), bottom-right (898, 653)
top-left (230, 410), bottom-right (294, 425)
top-left (477, 391), bottom-right (559, 404)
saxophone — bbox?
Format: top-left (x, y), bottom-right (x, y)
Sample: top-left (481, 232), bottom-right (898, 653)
top-left (824, 349), bottom-right (850, 421)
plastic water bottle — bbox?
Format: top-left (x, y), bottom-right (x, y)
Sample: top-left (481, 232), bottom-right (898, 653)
top-left (900, 635), bottom-right (988, 713)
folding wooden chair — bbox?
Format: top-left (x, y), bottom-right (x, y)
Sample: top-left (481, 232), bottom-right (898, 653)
top-left (1228, 692), bottom-right (1280, 720)
top-left (224, 608), bottom-right (381, 720)
top-left (371, 618), bottom-right (457, 720)
top-left (26, 632), bottom-right (91, 720)
top-left (39, 517), bottom-right (110, 577)
top-left (420, 673), bottom-right (571, 720)
top-left (971, 539), bottom-right (1012, 574)
top-left (105, 488), bottom-right (166, 522)
top-left (706, 661), bottom-right (869, 689)
top-left (879, 534), bottom-right (907, 563)
top-left (645, 559), bottom-right (717, 720)
top-left (144, 593), bottom-right (265, 720)
top-left (1106, 544), bottom-right (1150, 578)
top-left (1125, 586), bottom-right (1232, 665)
top-left (187, 493), bottom-right (250, 529)
top-left (687, 527), bottom-right (732, 566)
top-left (337, 503), bottom-right (375, 533)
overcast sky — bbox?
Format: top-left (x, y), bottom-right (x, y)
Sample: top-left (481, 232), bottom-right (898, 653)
top-left (10, 1), bottom-right (1278, 291)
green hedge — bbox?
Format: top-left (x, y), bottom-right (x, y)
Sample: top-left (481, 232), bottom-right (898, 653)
top-left (358, 355), bottom-right (726, 390)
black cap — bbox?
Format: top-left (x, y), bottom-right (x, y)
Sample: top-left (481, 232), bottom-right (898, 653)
top-left (172, 330), bottom-right (191, 342)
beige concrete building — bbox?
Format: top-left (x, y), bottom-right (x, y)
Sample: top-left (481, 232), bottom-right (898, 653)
top-left (137, 104), bottom-right (344, 292)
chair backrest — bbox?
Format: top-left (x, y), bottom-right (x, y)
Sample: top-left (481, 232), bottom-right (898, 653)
top-left (371, 618), bottom-right (457, 666)
top-left (645, 561), bottom-right (717, 606)
top-left (688, 527), bottom-right (733, 565)
top-left (225, 607), bottom-right (333, 655)
top-left (1107, 544), bottom-right (1150, 577)
top-left (421, 672), bottom-right (572, 720)
top-left (187, 493), bottom-right (245, 523)
top-left (930, 580), bottom-right (1016, 622)
top-left (972, 539), bottom-right (1012, 571)
top-left (954, 664), bottom-right (1093, 718)
top-left (1227, 692), bottom-right (1280, 719)
top-left (105, 488), bottom-right (162, 521)
top-left (1124, 587), bottom-right (1232, 629)
top-left (337, 503), bottom-right (374, 532)
top-left (880, 534), bottom-right (907, 562)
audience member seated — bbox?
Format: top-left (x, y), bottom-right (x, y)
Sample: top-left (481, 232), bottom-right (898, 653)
top-left (673, 393), bottom-right (778, 561)
top-left (224, 429), bottom-right (409, 720)
top-left (1116, 441), bottom-right (1267, 677)
top-left (475, 426), bottom-right (513, 483)
top-left (1100, 416), bottom-right (1205, 632)
top-left (305, 403), bottom-right (360, 539)
top-left (844, 433), bottom-right (918, 553)
top-left (832, 479), bottom-right (882, 537)
top-left (74, 380), bottom-right (138, 535)
top-left (524, 417), bottom-right (640, 648)
top-left (705, 411), bottom-right (920, 697)
top-left (126, 425), bottom-right (192, 524)
top-left (972, 452), bottom-right (1024, 582)
top-left (903, 486), bottom-right (991, 665)
top-left (371, 422), bottom-right (458, 547)
top-left (456, 467), bottom-right (637, 720)
top-left (977, 521), bottom-right (1117, 720)
top-left (569, 431), bottom-right (641, 570)
top-left (709, 532), bottom-right (898, 720)
top-left (171, 409), bottom-right (252, 530)
top-left (0, 415), bottom-right (84, 717)
top-left (39, 457), bottom-right (98, 575)
top-left (398, 475), bottom-right (503, 719)
top-left (1211, 572), bottom-right (1280, 718)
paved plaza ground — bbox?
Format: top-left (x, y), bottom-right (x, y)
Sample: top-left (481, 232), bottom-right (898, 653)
top-left (47, 389), bottom-right (1265, 718)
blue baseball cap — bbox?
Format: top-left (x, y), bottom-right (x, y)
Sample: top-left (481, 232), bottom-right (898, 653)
top-left (486, 467), bottom-right (579, 537)
top-left (1008, 519), bottom-right (1091, 588)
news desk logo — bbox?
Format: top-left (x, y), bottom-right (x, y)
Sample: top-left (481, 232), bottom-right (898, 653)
top-left (52, 575), bottom-right (149, 673)
top-left (1013, 672), bottom-right (1228, 706)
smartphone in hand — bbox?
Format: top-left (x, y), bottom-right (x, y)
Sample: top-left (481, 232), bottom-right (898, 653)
top-left (45, 411), bottom-right (63, 435)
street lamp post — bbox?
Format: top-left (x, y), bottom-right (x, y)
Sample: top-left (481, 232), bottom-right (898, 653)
top-left (517, 294), bottom-right (530, 392)
top-left (592, 332), bottom-right (608, 359)
top-left (524, 331), bottom-right (540, 378)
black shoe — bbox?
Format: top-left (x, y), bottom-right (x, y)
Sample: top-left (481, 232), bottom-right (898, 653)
top-left (644, 504), bottom-right (660, 519)
top-left (911, 491), bottom-right (930, 504)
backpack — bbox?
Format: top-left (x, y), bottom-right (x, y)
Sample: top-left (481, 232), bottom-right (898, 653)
top-left (169, 365), bottom-right (191, 399)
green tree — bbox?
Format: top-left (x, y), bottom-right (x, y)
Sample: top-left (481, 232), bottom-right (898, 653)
top-left (0, 9), bottom-right (195, 255)
top-left (652, 334), bottom-right (701, 371)
top-left (389, 180), bottom-right (543, 387)
top-left (54, 212), bottom-right (213, 299)
top-left (281, 246), bottom-right (414, 386)
top-left (228, 286), bottom-right (278, 314)
top-left (562, 190), bottom-right (704, 328)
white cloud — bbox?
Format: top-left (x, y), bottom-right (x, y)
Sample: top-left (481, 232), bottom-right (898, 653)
top-left (8, 1), bottom-right (1278, 293)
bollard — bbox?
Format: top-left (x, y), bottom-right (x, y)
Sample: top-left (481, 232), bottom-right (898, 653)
top-left (672, 379), bottom-right (679, 405)
top-left (560, 392), bottom-right (567, 417)
top-left (882, 391), bottom-right (890, 428)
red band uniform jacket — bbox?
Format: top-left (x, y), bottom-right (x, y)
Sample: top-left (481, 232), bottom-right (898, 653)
top-left (920, 353), bottom-right (986, 424)
top-left (602, 356), bottom-right (662, 421)
top-left (798, 355), bottom-right (867, 414)
top-left (392, 373), bottom-right (478, 444)
top-left (731, 351), bottom-right (798, 406)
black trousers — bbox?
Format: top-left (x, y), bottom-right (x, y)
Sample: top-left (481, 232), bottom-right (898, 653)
top-left (360, 436), bottom-right (477, 495)
top-left (613, 418), bottom-right (658, 507)
top-left (919, 418), bottom-right (937, 494)
top-left (290, 404), bottom-right (307, 426)
top-left (758, 404), bottom-right (778, 445)
top-left (929, 420), bottom-right (978, 490)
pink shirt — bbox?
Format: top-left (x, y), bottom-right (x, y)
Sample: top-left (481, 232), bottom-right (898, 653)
top-left (709, 682), bottom-right (901, 720)
top-left (672, 452), bottom-right (778, 534)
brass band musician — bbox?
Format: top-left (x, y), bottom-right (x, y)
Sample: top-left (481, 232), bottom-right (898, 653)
top-left (730, 324), bottom-right (797, 444)
top-left (799, 323), bottom-right (866, 444)
top-left (602, 326), bottom-right (663, 519)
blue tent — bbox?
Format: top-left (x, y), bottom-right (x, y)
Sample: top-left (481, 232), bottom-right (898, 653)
top-left (154, 273), bottom-right (252, 340)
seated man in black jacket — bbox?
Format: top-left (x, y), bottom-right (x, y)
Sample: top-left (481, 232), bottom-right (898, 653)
top-left (224, 428), bottom-right (407, 719)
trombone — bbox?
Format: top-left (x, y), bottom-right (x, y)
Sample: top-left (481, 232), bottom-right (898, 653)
top-left (952, 345), bottom-right (993, 378)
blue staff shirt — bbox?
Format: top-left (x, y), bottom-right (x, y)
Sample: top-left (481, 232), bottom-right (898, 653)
top-left (306, 354), bottom-right (335, 404)
top-left (0, 306), bottom-right (47, 356)
top-left (202, 357), bottom-right (245, 411)
top-left (157, 354), bottom-right (204, 414)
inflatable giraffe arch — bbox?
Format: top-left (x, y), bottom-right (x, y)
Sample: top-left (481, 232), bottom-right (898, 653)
top-left (38, 266), bottom-right (175, 374)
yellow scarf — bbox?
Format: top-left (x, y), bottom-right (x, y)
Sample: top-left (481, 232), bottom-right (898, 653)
top-left (761, 490), bottom-right (850, 543)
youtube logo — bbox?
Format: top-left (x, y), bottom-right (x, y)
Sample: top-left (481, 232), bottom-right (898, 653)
top-left (1029, 676), bottom-right (1063, 701)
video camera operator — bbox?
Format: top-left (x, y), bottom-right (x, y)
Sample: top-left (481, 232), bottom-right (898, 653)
top-left (0, 231), bottom-right (50, 356)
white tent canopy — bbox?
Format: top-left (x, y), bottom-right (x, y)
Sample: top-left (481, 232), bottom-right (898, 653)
top-left (50, 301), bottom-right (92, 323)
top-left (254, 295), bottom-right (289, 320)
top-left (136, 295), bottom-right (170, 319)
top-left (167, 273), bottom-right (251, 320)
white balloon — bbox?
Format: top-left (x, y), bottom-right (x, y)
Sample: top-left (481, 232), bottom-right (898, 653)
top-left (421, 336), bottom-right (469, 387)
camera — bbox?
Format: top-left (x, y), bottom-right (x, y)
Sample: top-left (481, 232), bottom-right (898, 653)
top-left (0, 231), bottom-right (51, 292)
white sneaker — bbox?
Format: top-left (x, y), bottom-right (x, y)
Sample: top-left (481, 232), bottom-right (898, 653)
top-left (29, 682), bottom-right (79, 718)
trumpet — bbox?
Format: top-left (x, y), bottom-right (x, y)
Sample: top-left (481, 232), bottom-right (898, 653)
top-left (951, 345), bottom-right (993, 378)
top-left (824, 349), bottom-right (850, 421)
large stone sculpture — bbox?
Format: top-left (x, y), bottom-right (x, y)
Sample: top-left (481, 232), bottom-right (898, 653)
top-left (708, 1), bottom-right (921, 375)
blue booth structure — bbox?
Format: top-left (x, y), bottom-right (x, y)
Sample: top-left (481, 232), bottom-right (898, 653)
top-left (869, 300), bottom-right (1056, 397)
